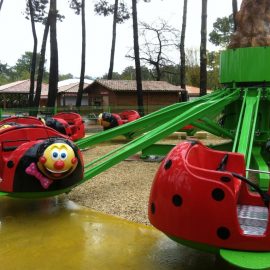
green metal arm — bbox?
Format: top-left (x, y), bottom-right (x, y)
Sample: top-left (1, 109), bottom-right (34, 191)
top-left (76, 90), bottom-right (230, 149)
top-left (77, 89), bottom-right (240, 185)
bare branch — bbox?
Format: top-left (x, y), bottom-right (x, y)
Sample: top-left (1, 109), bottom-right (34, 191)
top-left (128, 19), bottom-right (180, 80)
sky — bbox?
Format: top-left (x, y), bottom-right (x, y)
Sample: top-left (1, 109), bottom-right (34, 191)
top-left (0, 0), bottom-right (242, 78)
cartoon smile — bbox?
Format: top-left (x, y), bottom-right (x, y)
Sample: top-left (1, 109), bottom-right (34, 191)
top-left (46, 168), bottom-right (69, 174)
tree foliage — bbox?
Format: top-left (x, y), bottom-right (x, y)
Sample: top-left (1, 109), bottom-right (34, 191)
top-left (0, 0), bottom-right (223, 103)
top-left (99, 48), bottom-right (220, 89)
top-left (209, 15), bottom-right (234, 48)
top-left (0, 52), bottom-right (74, 85)
top-left (25, 0), bottom-right (64, 23)
top-left (69, 0), bottom-right (82, 15)
top-left (0, 52), bottom-right (49, 83)
top-left (94, 0), bottom-right (130, 23)
top-left (25, 0), bottom-right (49, 23)
top-left (0, 49), bottom-right (220, 93)
top-left (0, 62), bottom-right (14, 84)
top-left (207, 50), bottom-right (221, 89)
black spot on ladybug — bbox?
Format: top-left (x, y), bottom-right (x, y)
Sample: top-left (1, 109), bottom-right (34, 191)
top-left (164, 159), bottom-right (172, 170)
top-left (7, 160), bottom-right (14, 168)
top-left (151, 202), bottom-right (155, 214)
top-left (172, 194), bottom-right (182, 206)
top-left (220, 176), bottom-right (231, 182)
top-left (217, 227), bottom-right (230, 240)
top-left (189, 140), bottom-right (198, 146)
top-left (212, 188), bottom-right (225, 201)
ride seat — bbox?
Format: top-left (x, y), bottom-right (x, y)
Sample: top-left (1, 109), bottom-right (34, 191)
top-left (186, 143), bottom-right (243, 197)
top-left (70, 125), bottom-right (78, 134)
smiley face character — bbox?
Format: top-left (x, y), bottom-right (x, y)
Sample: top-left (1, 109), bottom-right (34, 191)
top-left (98, 113), bottom-right (111, 128)
top-left (37, 142), bottom-right (78, 180)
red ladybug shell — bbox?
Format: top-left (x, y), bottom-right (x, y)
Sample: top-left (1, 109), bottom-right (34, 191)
top-left (148, 140), bottom-right (270, 251)
top-left (0, 125), bottom-right (83, 193)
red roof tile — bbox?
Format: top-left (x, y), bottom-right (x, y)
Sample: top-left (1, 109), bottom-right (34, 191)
top-left (0, 80), bottom-right (48, 97)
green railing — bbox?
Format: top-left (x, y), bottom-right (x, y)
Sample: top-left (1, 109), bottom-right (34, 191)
top-left (0, 105), bottom-right (166, 120)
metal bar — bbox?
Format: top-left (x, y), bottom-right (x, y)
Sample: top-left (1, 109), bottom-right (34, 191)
top-left (252, 146), bottom-right (270, 190)
top-left (193, 117), bottom-right (234, 139)
top-left (76, 90), bottom-right (229, 149)
top-left (232, 89), bottom-right (247, 152)
top-left (81, 90), bottom-right (240, 182)
top-left (233, 89), bottom-right (261, 164)
top-left (246, 168), bottom-right (270, 175)
top-left (246, 89), bottom-right (261, 167)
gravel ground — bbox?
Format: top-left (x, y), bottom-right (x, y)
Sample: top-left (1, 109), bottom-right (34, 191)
top-left (68, 132), bottom-right (230, 225)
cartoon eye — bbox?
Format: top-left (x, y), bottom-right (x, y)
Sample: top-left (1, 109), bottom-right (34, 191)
top-left (60, 149), bottom-right (68, 160)
top-left (51, 149), bottom-right (60, 160)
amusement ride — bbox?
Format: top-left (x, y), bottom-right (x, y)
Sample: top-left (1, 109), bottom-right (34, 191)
top-left (1, 1), bottom-right (270, 268)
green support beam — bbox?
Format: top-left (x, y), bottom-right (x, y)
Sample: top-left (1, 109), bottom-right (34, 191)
top-left (193, 117), bottom-right (234, 139)
top-left (233, 89), bottom-right (261, 161)
top-left (76, 90), bottom-right (231, 149)
top-left (79, 89), bottom-right (240, 184)
top-left (252, 147), bottom-right (270, 190)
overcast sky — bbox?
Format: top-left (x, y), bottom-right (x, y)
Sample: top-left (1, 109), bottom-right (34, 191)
top-left (0, 0), bottom-right (242, 78)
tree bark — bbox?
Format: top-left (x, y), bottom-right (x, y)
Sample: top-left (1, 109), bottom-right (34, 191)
top-left (0, 0), bottom-right (4, 11)
top-left (34, 13), bottom-right (50, 107)
top-left (229, 0), bottom-right (270, 48)
top-left (47, 0), bottom-right (59, 108)
top-left (107, 0), bottom-right (118, 79)
top-left (76, 0), bottom-right (86, 108)
top-left (200, 0), bottom-right (207, 96)
top-left (232, 0), bottom-right (238, 31)
top-left (180, 0), bottom-right (188, 90)
top-left (132, 0), bottom-right (144, 116)
top-left (28, 0), bottom-right (38, 109)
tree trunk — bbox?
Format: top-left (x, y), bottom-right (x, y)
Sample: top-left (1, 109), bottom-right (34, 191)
top-left (34, 13), bottom-right (50, 107)
top-left (107, 0), bottom-right (118, 79)
top-left (47, 0), bottom-right (59, 108)
top-left (132, 0), bottom-right (144, 116)
top-left (76, 0), bottom-right (86, 108)
top-left (180, 0), bottom-right (188, 90)
top-left (229, 0), bottom-right (270, 48)
top-left (28, 0), bottom-right (38, 110)
top-left (200, 0), bottom-right (207, 96)
top-left (232, 0), bottom-right (238, 31)
top-left (0, 0), bottom-right (4, 11)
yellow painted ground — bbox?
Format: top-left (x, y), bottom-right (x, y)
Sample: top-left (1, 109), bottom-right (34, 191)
top-left (0, 196), bottom-right (236, 270)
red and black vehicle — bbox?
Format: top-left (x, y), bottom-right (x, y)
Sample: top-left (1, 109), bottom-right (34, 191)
top-left (45, 112), bottom-right (85, 141)
top-left (149, 140), bottom-right (270, 252)
top-left (0, 124), bottom-right (84, 197)
top-left (0, 112), bottom-right (85, 142)
top-left (98, 110), bottom-right (140, 130)
top-left (0, 115), bottom-right (45, 127)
